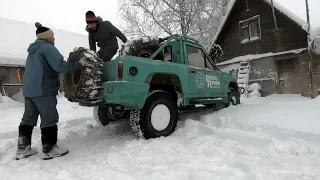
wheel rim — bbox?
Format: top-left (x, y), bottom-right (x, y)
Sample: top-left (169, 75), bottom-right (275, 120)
top-left (137, 50), bottom-right (153, 58)
top-left (151, 104), bottom-right (171, 131)
top-left (108, 106), bottom-right (124, 120)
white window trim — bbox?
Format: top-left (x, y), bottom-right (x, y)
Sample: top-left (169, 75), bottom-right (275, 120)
top-left (239, 15), bottom-right (261, 44)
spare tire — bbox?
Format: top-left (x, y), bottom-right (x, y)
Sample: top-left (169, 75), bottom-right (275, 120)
top-left (63, 47), bottom-right (104, 104)
top-left (118, 37), bottom-right (164, 60)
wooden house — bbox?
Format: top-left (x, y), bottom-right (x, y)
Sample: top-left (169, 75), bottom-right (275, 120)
top-left (214, 0), bottom-right (320, 97)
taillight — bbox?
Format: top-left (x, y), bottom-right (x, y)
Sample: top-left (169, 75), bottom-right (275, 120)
top-left (118, 61), bottom-right (123, 79)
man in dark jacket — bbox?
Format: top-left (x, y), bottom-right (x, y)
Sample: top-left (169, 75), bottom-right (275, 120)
top-left (85, 11), bottom-right (127, 61)
top-left (16, 22), bottom-right (81, 160)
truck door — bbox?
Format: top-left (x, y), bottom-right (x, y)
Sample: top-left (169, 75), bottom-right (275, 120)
top-left (185, 44), bottom-right (223, 96)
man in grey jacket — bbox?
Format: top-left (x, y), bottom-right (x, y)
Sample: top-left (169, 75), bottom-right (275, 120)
top-left (85, 11), bottom-right (127, 61)
top-left (16, 22), bottom-right (81, 160)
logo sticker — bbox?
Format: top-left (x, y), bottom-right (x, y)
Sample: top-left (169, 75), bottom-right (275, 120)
top-left (206, 75), bottom-right (221, 88)
top-left (195, 72), bottom-right (205, 88)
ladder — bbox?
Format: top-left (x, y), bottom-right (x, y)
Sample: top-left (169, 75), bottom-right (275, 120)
top-left (237, 60), bottom-right (250, 98)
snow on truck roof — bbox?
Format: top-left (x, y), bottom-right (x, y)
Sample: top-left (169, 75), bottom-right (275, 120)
top-left (213, 0), bottom-right (309, 43)
top-left (0, 17), bottom-right (89, 67)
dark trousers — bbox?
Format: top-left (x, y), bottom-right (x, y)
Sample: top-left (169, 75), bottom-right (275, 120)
top-left (98, 46), bottom-right (118, 62)
top-left (20, 96), bottom-right (58, 128)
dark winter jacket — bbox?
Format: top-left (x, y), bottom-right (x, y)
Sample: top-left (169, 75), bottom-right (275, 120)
top-left (86, 17), bottom-right (127, 52)
top-left (22, 39), bottom-right (71, 97)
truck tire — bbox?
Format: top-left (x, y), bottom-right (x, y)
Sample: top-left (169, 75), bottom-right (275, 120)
top-left (93, 106), bottom-right (110, 126)
top-left (118, 37), bottom-right (164, 60)
top-left (63, 47), bottom-right (104, 104)
top-left (129, 90), bottom-right (178, 139)
top-left (93, 105), bottom-right (128, 126)
top-left (224, 87), bottom-right (240, 107)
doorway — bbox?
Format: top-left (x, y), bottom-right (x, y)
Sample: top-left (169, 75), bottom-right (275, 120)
top-left (276, 58), bottom-right (300, 94)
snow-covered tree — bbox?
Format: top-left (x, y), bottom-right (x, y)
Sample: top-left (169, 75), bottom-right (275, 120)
top-left (119, 0), bottom-right (231, 50)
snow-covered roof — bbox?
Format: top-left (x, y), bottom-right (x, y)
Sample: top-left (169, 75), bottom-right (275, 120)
top-left (0, 56), bottom-right (26, 67)
top-left (216, 48), bottom-right (307, 66)
top-left (0, 17), bottom-right (89, 66)
top-left (213, 0), bottom-right (309, 43)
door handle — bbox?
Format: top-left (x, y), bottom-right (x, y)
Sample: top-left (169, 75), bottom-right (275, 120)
top-left (189, 70), bottom-right (196, 73)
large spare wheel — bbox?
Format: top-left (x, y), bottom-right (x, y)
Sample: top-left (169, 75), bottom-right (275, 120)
top-left (63, 47), bottom-right (104, 105)
top-left (118, 37), bottom-right (164, 60)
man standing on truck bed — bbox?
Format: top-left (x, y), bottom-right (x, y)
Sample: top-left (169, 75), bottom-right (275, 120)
top-left (85, 10), bottom-right (127, 61)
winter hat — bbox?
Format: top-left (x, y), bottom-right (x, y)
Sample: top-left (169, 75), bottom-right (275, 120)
top-left (85, 10), bottom-right (97, 23)
top-left (35, 22), bottom-right (54, 40)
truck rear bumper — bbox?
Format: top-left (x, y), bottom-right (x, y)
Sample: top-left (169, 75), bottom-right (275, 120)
top-left (101, 81), bottom-right (150, 109)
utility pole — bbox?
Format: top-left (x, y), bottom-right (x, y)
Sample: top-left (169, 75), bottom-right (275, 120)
top-left (270, 0), bottom-right (278, 30)
top-left (305, 0), bottom-right (314, 99)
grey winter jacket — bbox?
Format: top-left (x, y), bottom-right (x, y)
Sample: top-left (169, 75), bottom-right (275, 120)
top-left (22, 39), bottom-right (72, 97)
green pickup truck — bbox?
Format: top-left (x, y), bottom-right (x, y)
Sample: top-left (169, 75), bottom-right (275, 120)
top-left (62, 34), bottom-right (241, 139)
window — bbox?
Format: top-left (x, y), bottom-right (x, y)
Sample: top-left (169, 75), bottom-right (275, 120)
top-left (186, 45), bottom-right (205, 68)
top-left (239, 15), bottom-right (261, 43)
top-left (163, 46), bottom-right (172, 62)
top-left (187, 45), bottom-right (219, 70)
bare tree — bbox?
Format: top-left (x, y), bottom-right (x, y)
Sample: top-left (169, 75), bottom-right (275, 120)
top-left (119, 0), bottom-right (231, 50)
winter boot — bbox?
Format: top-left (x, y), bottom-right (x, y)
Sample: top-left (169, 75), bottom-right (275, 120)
top-left (15, 125), bottom-right (38, 160)
top-left (40, 125), bottom-right (68, 160)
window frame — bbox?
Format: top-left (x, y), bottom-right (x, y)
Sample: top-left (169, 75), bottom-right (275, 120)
top-left (239, 15), bottom-right (261, 44)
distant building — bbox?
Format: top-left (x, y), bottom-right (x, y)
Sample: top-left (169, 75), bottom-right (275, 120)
top-left (214, 0), bottom-right (320, 97)
top-left (0, 17), bottom-right (89, 98)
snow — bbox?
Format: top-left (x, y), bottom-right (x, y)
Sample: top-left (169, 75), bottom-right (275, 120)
top-left (217, 48), bottom-right (307, 66)
top-left (248, 89), bottom-right (261, 98)
top-left (1, 94), bottom-right (320, 179)
top-left (0, 17), bottom-right (89, 66)
top-left (309, 36), bottom-right (320, 54)
top-left (248, 83), bottom-right (262, 92)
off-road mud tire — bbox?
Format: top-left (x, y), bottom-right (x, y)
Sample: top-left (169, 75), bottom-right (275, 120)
top-left (118, 38), bottom-right (164, 60)
top-left (129, 90), bottom-right (179, 139)
top-left (63, 47), bottom-right (104, 104)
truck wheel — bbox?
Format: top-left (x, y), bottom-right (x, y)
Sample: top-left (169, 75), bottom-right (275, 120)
top-left (118, 38), bottom-right (164, 60)
top-left (63, 47), bottom-right (103, 103)
top-left (93, 106), bottom-right (126, 126)
top-left (129, 91), bottom-right (178, 139)
top-left (224, 87), bottom-right (240, 107)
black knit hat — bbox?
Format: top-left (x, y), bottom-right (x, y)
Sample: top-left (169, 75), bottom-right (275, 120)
top-left (35, 22), bottom-right (54, 39)
top-left (85, 10), bottom-right (97, 23)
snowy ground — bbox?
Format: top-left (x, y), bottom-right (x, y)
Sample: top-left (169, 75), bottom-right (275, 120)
top-left (1, 94), bottom-right (320, 180)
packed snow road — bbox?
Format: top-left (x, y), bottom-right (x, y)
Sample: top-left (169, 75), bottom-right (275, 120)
top-left (1, 94), bottom-right (320, 180)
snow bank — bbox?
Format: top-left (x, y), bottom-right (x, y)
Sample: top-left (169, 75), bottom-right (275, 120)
top-left (248, 89), bottom-right (261, 97)
top-left (248, 83), bottom-right (262, 92)
top-left (1, 94), bottom-right (320, 179)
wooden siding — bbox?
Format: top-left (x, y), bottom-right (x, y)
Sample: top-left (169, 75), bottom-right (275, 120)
top-left (216, 0), bottom-right (308, 62)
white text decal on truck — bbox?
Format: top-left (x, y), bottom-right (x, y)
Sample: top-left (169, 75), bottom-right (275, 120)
top-left (206, 75), bottom-right (220, 88)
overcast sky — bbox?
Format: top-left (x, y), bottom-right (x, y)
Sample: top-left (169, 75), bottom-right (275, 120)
top-left (0, 0), bottom-right (319, 35)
